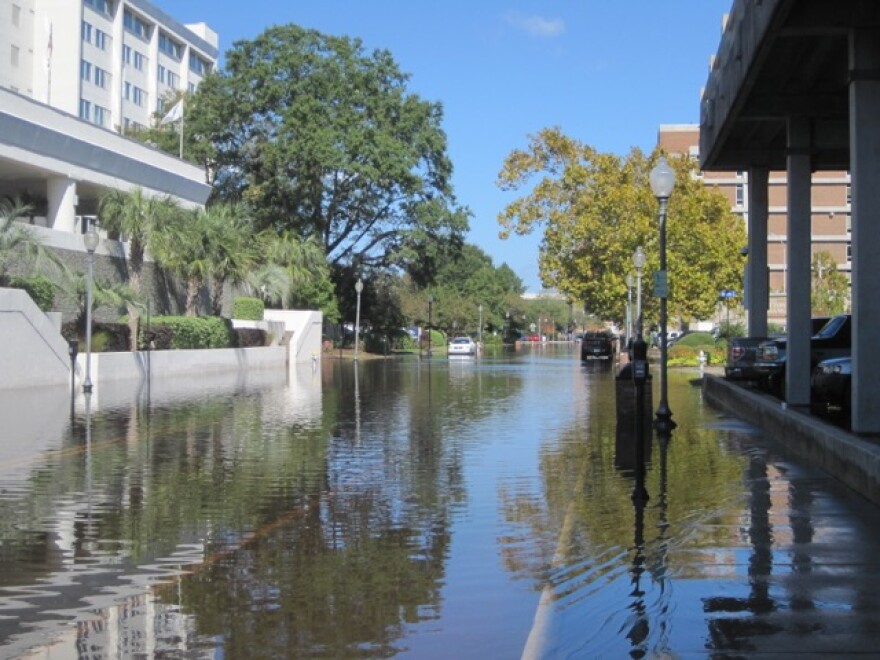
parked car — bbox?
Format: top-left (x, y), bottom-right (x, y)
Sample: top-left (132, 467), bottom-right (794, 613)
top-left (725, 336), bottom-right (775, 382)
top-left (755, 314), bottom-right (851, 397)
top-left (448, 336), bottom-right (477, 356)
top-left (810, 356), bottom-right (851, 422)
top-left (581, 331), bottom-right (615, 360)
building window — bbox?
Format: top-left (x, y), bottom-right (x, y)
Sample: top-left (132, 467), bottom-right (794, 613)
top-left (94, 105), bottom-right (108, 126)
top-left (847, 242), bottom-right (852, 263)
top-left (85, 0), bottom-right (114, 16)
top-left (167, 71), bottom-right (179, 88)
top-left (123, 81), bottom-right (131, 100)
top-left (94, 29), bottom-right (109, 50)
top-left (81, 60), bottom-right (92, 81)
top-left (79, 99), bottom-right (91, 120)
top-left (157, 65), bottom-right (165, 84)
top-left (846, 183), bottom-right (851, 207)
top-left (188, 82), bottom-right (196, 94)
top-left (82, 20), bottom-right (92, 44)
top-left (159, 33), bottom-right (182, 60)
top-left (189, 52), bottom-right (210, 76)
top-left (133, 50), bottom-right (146, 71)
top-left (12, 4), bottom-right (21, 27)
top-left (846, 213), bottom-right (851, 234)
top-left (735, 182), bottom-right (744, 207)
top-left (132, 86), bottom-right (146, 107)
top-left (11, 45), bottom-right (19, 67)
top-left (122, 44), bottom-right (131, 65)
top-left (123, 9), bottom-right (151, 41)
top-left (94, 67), bottom-right (108, 88)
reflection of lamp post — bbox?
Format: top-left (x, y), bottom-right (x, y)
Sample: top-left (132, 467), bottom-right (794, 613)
top-left (649, 156), bottom-right (676, 432)
top-left (625, 273), bottom-right (634, 346)
top-left (633, 246), bottom-right (646, 338)
top-left (478, 304), bottom-right (483, 346)
top-left (83, 225), bottom-right (100, 393)
top-left (427, 294), bottom-right (434, 355)
top-left (354, 278), bottom-right (363, 361)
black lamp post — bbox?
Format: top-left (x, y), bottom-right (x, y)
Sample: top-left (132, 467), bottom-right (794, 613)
top-left (83, 225), bottom-right (100, 393)
top-left (427, 294), bottom-right (434, 355)
top-left (649, 156), bottom-right (676, 432)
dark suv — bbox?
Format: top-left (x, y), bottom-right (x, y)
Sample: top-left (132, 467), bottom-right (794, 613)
top-left (755, 314), bottom-right (850, 397)
top-left (581, 332), bottom-right (615, 360)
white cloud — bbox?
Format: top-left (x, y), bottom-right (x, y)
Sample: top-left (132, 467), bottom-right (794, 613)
top-left (505, 12), bottom-right (565, 38)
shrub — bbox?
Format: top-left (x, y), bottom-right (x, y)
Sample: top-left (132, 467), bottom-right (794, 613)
top-left (232, 297), bottom-right (264, 321)
top-left (10, 275), bottom-right (55, 311)
top-left (148, 316), bottom-right (235, 349)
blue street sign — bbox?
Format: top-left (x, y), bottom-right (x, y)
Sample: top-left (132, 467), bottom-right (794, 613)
top-left (720, 289), bottom-right (737, 298)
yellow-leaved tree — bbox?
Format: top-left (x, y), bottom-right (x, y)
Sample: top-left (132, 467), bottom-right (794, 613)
top-left (496, 128), bottom-right (747, 327)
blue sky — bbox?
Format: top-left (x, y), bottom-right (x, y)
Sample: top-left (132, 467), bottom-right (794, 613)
top-left (157, 0), bottom-right (732, 292)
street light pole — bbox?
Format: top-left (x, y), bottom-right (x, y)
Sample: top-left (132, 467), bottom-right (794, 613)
top-left (427, 294), bottom-right (434, 355)
top-left (633, 246), bottom-right (646, 338)
top-left (625, 273), bottom-right (634, 347)
top-left (354, 278), bottom-right (363, 361)
top-left (83, 225), bottom-right (100, 393)
top-left (478, 304), bottom-right (483, 347)
top-left (649, 157), bottom-right (676, 432)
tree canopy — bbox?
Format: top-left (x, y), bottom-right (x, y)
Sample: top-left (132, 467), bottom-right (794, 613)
top-left (496, 128), bottom-right (747, 326)
top-left (187, 24), bottom-right (470, 273)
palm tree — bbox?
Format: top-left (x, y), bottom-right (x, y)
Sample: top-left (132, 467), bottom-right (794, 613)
top-left (247, 231), bottom-right (328, 308)
top-left (201, 203), bottom-right (257, 316)
top-left (150, 208), bottom-right (212, 316)
top-left (98, 187), bottom-right (180, 349)
top-left (0, 199), bottom-right (59, 286)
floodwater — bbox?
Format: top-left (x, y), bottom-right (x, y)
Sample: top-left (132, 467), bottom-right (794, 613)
top-left (3, 345), bottom-right (880, 658)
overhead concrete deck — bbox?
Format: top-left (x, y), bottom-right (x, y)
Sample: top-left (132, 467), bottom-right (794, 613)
top-left (699, 0), bottom-right (880, 433)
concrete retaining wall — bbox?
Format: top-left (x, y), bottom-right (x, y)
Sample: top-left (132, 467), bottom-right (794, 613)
top-left (0, 287), bottom-right (71, 389)
top-left (703, 375), bottom-right (880, 505)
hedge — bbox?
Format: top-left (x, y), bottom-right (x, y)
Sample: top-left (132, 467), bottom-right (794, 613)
top-left (147, 316), bottom-right (235, 350)
top-left (10, 275), bottom-right (55, 311)
top-left (232, 297), bottom-right (264, 321)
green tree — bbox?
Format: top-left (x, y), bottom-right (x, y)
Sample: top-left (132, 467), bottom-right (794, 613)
top-left (187, 24), bottom-right (469, 271)
top-left (496, 128), bottom-right (747, 326)
top-left (200, 204), bottom-right (257, 316)
top-left (150, 208), bottom-right (213, 316)
top-left (99, 188), bottom-right (181, 347)
top-left (811, 250), bottom-right (850, 316)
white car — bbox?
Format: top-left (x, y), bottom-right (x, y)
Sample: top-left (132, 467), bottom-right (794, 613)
top-left (448, 336), bottom-right (477, 356)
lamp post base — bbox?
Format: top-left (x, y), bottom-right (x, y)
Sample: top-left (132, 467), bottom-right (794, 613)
top-left (654, 404), bottom-right (676, 435)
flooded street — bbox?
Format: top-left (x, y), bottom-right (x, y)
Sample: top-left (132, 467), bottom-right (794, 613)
top-left (3, 345), bottom-right (880, 658)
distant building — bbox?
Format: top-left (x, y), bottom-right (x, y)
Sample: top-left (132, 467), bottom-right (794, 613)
top-left (0, 0), bottom-right (218, 237)
top-left (658, 124), bottom-right (850, 326)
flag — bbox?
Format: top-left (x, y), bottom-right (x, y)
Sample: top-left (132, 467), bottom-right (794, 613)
top-left (160, 99), bottom-right (183, 126)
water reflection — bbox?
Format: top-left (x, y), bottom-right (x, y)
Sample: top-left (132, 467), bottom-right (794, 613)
top-left (3, 355), bottom-right (880, 657)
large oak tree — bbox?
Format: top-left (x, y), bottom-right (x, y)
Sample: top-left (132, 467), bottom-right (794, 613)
top-left (188, 24), bottom-right (469, 273)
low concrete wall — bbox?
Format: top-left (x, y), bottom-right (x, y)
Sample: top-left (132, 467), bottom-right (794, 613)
top-left (0, 287), bottom-right (71, 390)
top-left (704, 375), bottom-right (880, 505)
top-left (264, 310), bottom-right (323, 363)
top-left (81, 345), bottom-right (288, 390)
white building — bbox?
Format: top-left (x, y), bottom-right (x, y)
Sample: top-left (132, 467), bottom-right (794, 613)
top-left (0, 0), bottom-right (218, 233)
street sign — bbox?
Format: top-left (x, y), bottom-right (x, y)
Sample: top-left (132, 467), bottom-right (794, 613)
top-left (653, 271), bottom-right (668, 298)
top-left (720, 289), bottom-right (737, 298)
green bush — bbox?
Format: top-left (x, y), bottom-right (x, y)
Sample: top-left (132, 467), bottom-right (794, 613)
top-left (149, 316), bottom-right (235, 349)
top-left (232, 297), bottom-right (264, 321)
top-left (10, 275), bottom-right (55, 311)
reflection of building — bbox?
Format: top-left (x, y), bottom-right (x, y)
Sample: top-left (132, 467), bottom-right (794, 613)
top-left (659, 125), bottom-right (851, 326)
top-left (0, 0), bottom-right (217, 237)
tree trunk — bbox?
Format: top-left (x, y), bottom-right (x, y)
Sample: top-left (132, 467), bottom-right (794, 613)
top-left (186, 276), bottom-right (200, 316)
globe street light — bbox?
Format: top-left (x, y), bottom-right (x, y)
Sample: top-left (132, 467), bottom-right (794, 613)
top-left (649, 156), bottom-right (676, 432)
top-left (83, 225), bottom-right (100, 393)
top-left (633, 246), bottom-right (646, 338)
top-left (353, 278), bottom-right (364, 361)
top-left (427, 294), bottom-right (434, 355)
top-left (625, 273), bottom-right (634, 347)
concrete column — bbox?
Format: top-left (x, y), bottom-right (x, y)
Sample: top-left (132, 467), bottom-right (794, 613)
top-left (785, 118), bottom-right (812, 407)
top-left (849, 29), bottom-right (880, 433)
top-left (747, 167), bottom-right (769, 337)
top-left (46, 176), bottom-right (77, 233)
